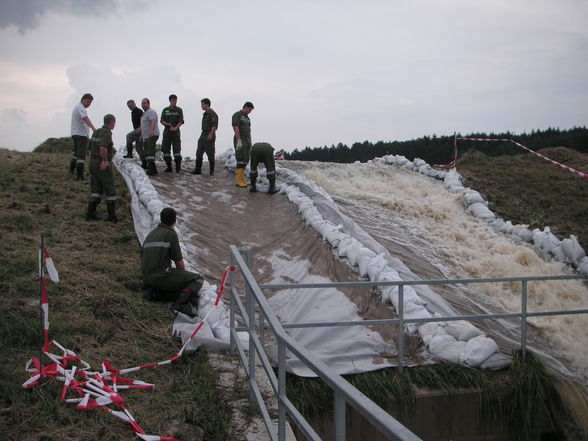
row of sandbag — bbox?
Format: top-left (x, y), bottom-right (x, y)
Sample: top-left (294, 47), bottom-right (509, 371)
top-left (371, 154), bottom-right (588, 274)
top-left (276, 165), bottom-right (508, 370)
top-left (114, 155), bottom-right (232, 345)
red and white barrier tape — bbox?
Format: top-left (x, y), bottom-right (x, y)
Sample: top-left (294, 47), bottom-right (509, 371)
top-left (456, 137), bottom-right (588, 178)
top-left (24, 256), bottom-right (236, 441)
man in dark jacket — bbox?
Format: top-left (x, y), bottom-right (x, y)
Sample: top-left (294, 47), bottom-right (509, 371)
top-left (123, 99), bottom-right (146, 168)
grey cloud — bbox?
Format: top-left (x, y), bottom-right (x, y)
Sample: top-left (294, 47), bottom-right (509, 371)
top-left (0, 0), bottom-right (129, 33)
top-left (1, 107), bottom-right (27, 125)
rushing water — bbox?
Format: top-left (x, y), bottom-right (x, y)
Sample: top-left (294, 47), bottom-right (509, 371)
top-left (281, 160), bottom-right (588, 383)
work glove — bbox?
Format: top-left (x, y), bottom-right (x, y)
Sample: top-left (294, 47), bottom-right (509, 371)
top-left (236, 139), bottom-right (243, 150)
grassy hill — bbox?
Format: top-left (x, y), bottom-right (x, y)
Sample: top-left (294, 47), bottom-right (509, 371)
top-left (0, 148), bottom-right (234, 441)
top-left (457, 146), bottom-right (588, 247)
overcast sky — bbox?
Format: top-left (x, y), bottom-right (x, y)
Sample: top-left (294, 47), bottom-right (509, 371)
top-left (0, 0), bottom-right (587, 158)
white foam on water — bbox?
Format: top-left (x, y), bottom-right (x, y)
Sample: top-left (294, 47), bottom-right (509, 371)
top-left (288, 161), bottom-right (588, 378)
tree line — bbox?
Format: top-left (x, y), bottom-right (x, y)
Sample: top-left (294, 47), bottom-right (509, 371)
top-left (285, 127), bottom-right (588, 164)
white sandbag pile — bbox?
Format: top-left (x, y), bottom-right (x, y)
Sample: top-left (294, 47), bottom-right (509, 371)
top-left (372, 154), bottom-right (588, 274)
top-left (275, 165), bottom-right (507, 369)
top-left (114, 154), bottom-right (233, 350)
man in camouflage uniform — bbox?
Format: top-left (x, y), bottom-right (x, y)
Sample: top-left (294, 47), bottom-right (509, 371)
top-left (192, 98), bottom-right (218, 175)
top-left (70, 93), bottom-right (96, 181)
top-left (231, 101), bottom-right (254, 187)
top-left (160, 94), bottom-right (184, 173)
top-left (85, 114), bottom-right (124, 223)
top-left (249, 142), bottom-right (278, 194)
top-left (141, 207), bottom-right (203, 317)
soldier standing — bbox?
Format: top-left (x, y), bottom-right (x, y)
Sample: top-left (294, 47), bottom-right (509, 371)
top-left (249, 142), bottom-right (278, 194)
top-left (70, 93), bottom-right (96, 181)
top-left (140, 98), bottom-right (160, 176)
top-left (123, 99), bottom-right (145, 168)
top-left (231, 101), bottom-right (254, 187)
top-left (85, 114), bottom-right (124, 223)
top-left (192, 98), bottom-right (218, 175)
top-left (141, 207), bottom-right (203, 317)
top-left (160, 94), bottom-right (184, 173)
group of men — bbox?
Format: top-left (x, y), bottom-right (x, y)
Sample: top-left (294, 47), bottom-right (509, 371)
top-left (69, 92), bottom-right (281, 316)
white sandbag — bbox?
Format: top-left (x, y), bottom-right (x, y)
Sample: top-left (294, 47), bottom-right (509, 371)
top-left (337, 236), bottom-right (357, 257)
top-left (444, 320), bottom-right (484, 342)
top-left (356, 248), bottom-right (377, 277)
top-left (428, 334), bottom-right (467, 364)
top-left (577, 256), bottom-right (588, 274)
top-left (467, 202), bottom-right (496, 220)
top-left (532, 227), bottom-right (560, 253)
top-left (490, 218), bottom-right (506, 230)
top-left (550, 245), bottom-right (567, 263)
top-left (367, 254), bottom-right (388, 281)
top-left (413, 158), bottom-right (426, 167)
top-left (395, 155), bottom-right (409, 165)
top-left (464, 190), bottom-right (486, 205)
top-left (511, 225), bottom-right (533, 243)
top-left (418, 322), bottom-right (444, 346)
top-left (459, 335), bottom-right (498, 367)
top-left (479, 351), bottom-right (512, 370)
top-left (561, 235), bottom-right (586, 264)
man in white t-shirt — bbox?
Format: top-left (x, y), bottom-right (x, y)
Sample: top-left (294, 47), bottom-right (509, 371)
top-left (70, 93), bottom-right (96, 180)
top-left (139, 97), bottom-right (160, 176)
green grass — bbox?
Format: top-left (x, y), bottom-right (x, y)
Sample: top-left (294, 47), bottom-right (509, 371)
top-left (286, 353), bottom-right (555, 441)
top-left (0, 148), bottom-right (234, 441)
top-left (458, 147), bottom-right (588, 245)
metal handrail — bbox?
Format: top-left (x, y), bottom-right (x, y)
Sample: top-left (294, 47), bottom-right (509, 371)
top-left (229, 245), bottom-right (422, 441)
top-left (228, 245), bottom-right (587, 441)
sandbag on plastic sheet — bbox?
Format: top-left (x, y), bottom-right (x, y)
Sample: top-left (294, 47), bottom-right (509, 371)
top-left (459, 335), bottom-right (499, 367)
top-left (419, 321), bottom-right (445, 346)
top-left (464, 190), bottom-right (486, 205)
top-left (511, 225), bottom-right (533, 243)
top-left (428, 334), bottom-right (467, 364)
top-left (444, 320), bottom-right (484, 341)
top-left (443, 170), bottom-right (465, 193)
top-left (367, 253), bottom-right (388, 281)
top-left (561, 235), bottom-right (586, 264)
top-left (467, 202), bottom-right (496, 221)
top-left (577, 257), bottom-right (588, 274)
top-left (532, 227), bottom-right (560, 253)
top-left (356, 247), bottom-right (377, 277)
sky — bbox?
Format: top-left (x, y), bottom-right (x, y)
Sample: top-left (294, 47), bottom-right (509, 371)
top-left (0, 0), bottom-right (587, 158)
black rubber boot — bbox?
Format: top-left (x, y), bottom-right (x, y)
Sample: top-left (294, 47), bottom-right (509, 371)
top-left (123, 146), bottom-right (133, 158)
top-left (75, 163), bottom-right (84, 181)
top-left (140, 158), bottom-right (147, 169)
top-left (164, 157), bottom-right (173, 173)
top-left (209, 159), bottom-right (215, 176)
top-left (268, 177), bottom-right (278, 194)
top-left (146, 160), bottom-right (158, 176)
top-left (249, 172), bottom-right (258, 192)
top-left (192, 156), bottom-right (203, 175)
top-left (175, 158), bottom-right (182, 173)
top-left (85, 200), bottom-right (100, 220)
top-left (69, 158), bottom-right (76, 175)
top-left (170, 289), bottom-right (198, 317)
top-left (106, 201), bottom-right (124, 223)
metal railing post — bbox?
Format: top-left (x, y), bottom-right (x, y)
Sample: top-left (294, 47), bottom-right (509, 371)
top-left (278, 340), bottom-right (286, 441)
top-left (521, 280), bottom-right (528, 360)
top-left (244, 249), bottom-right (256, 406)
top-left (397, 284), bottom-right (404, 374)
top-left (229, 251), bottom-right (236, 353)
top-left (334, 391), bottom-right (346, 440)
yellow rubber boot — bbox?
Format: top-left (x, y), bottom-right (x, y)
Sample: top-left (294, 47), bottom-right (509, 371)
top-left (235, 168), bottom-right (249, 187)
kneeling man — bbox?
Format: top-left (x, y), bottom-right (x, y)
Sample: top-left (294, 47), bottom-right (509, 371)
top-left (141, 207), bottom-right (203, 317)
